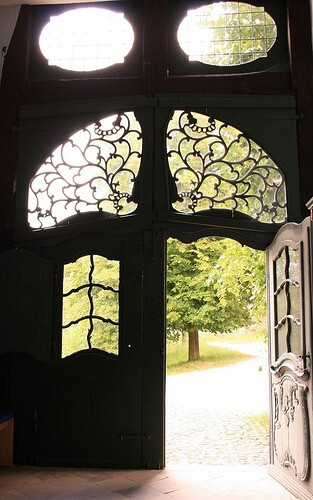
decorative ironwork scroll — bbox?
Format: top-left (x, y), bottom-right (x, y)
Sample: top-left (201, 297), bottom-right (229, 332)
top-left (166, 110), bottom-right (287, 223)
top-left (62, 254), bottom-right (119, 358)
top-left (28, 112), bottom-right (142, 229)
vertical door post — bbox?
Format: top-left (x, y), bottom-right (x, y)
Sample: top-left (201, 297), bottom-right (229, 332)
top-left (141, 227), bottom-right (166, 468)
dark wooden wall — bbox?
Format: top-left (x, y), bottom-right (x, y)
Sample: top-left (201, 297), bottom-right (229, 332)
top-left (1, 0), bottom-right (313, 253)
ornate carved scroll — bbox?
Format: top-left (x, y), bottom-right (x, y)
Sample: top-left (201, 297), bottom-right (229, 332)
top-left (273, 374), bottom-right (310, 481)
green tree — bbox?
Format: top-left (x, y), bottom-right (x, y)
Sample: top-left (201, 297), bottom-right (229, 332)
top-left (166, 237), bottom-right (266, 361)
top-left (62, 254), bottom-right (119, 357)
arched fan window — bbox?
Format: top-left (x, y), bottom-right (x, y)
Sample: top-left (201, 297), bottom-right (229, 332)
top-left (28, 111), bottom-right (142, 229)
top-left (166, 110), bottom-right (287, 223)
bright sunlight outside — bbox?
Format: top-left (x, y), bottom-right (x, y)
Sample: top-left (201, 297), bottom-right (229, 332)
top-left (28, 112), bottom-right (142, 228)
top-left (39, 8), bottom-right (134, 72)
top-left (166, 110), bottom-right (287, 223)
top-left (177, 2), bottom-right (277, 67)
top-left (166, 237), bottom-right (269, 466)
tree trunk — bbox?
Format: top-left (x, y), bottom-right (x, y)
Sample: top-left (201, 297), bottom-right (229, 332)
top-left (188, 330), bottom-right (200, 361)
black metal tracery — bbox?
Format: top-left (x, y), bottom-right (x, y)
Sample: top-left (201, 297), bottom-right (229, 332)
top-left (166, 110), bottom-right (287, 223)
top-left (28, 111), bottom-right (142, 229)
top-left (62, 254), bottom-right (119, 357)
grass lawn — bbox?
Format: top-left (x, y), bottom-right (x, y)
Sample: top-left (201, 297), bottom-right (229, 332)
top-left (167, 337), bottom-right (252, 375)
top-left (245, 412), bottom-right (269, 433)
top-left (205, 323), bottom-right (267, 344)
top-left (166, 325), bottom-right (266, 375)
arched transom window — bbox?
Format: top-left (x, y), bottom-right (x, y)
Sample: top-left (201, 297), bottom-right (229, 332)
top-left (166, 110), bottom-right (287, 223)
top-left (28, 111), bottom-right (142, 229)
top-left (28, 108), bottom-right (288, 228)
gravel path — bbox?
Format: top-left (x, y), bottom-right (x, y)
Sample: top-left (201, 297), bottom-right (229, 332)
top-left (166, 342), bottom-right (270, 466)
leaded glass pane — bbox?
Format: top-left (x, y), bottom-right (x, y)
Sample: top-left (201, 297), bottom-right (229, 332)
top-left (289, 284), bottom-right (301, 321)
top-left (62, 320), bottom-right (91, 357)
top-left (275, 250), bottom-right (286, 287)
top-left (167, 110), bottom-right (287, 222)
top-left (277, 325), bottom-right (287, 358)
top-left (177, 2), bottom-right (277, 67)
top-left (62, 254), bottom-right (119, 358)
top-left (273, 245), bottom-right (302, 359)
top-left (289, 322), bottom-right (302, 356)
top-left (288, 247), bottom-right (301, 354)
top-left (28, 112), bottom-right (142, 228)
top-left (276, 291), bottom-right (286, 323)
top-left (288, 247), bottom-right (300, 283)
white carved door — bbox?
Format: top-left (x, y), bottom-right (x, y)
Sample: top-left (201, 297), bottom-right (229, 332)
top-left (267, 217), bottom-right (312, 500)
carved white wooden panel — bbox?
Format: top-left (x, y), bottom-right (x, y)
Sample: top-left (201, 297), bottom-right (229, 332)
top-left (273, 374), bottom-right (309, 481)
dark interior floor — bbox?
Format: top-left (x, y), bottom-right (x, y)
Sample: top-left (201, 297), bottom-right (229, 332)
top-left (0, 464), bottom-right (298, 499)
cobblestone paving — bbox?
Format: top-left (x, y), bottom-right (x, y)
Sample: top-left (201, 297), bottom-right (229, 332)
top-left (166, 343), bottom-right (269, 466)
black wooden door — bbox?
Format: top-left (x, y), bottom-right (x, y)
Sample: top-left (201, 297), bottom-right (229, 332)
top-left (267, 217), bottom-right (313, 499)
top-left (35, 234), bottom-right (144, 467)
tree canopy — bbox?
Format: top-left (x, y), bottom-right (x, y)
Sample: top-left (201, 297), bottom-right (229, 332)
top-left (167, 237), bottom-right (266, 340)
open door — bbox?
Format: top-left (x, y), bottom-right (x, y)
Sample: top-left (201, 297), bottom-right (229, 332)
top-left (267, 217), bottom-right (312, 499)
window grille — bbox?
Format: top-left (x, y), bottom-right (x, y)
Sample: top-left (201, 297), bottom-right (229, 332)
top-left (62, 254), bottom-right (120, 358)
top-left (28, 111), bottom-right (142, 228)
top-left (177, 2), bottom-right (277, 67)
top-left (167, 110), bottom-right (287, 223)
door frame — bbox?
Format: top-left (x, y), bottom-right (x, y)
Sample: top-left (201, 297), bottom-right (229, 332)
top-left (9, 94), bottom-right (303, 470)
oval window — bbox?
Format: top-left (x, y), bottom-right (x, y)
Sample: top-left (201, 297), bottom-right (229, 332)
top-left (39, 8), bottom-right (134, 72)
top-left (177, 2), bottom-right (277, 67)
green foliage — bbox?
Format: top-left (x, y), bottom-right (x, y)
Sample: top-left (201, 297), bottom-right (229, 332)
top-left (178, 3), bottom-right (277, 67)
top-left (167, 110), bottom-right (286, 224)
top-left (167, 329), bottom-right (181, 344)
top-left (62, 255), bottom-right (119, 358)
top-left (167, 237), bottom-right (266, 338)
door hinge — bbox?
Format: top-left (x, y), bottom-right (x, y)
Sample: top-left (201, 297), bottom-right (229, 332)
top-left (120, 433), bottom-right (151, 441)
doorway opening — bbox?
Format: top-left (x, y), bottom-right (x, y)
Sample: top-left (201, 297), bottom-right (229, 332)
top-left (165, 236), bottom-right (269, 467)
